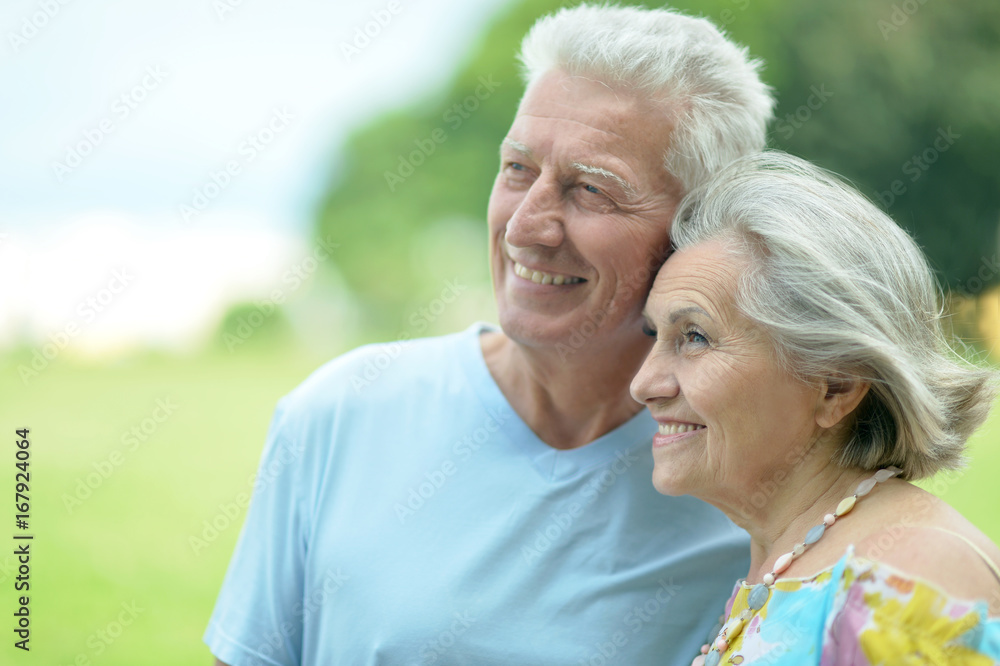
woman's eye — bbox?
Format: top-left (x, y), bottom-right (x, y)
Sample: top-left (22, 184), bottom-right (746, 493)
top-left (509, 162), bottom-right (525, 171)
top-left (683, 329), bottom-right (708, 346)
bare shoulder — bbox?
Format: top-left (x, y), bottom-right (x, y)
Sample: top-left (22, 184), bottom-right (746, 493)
top-left (853, 482), bottom-right (1000, 615)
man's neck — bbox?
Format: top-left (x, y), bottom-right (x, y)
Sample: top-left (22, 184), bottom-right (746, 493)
top-left (480, 329), bottom-right (652, 450)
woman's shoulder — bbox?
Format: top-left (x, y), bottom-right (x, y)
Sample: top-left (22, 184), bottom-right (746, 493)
top-left (728, 538), bottom-right (1000, 665)
top-left (725, 482), bottom-right (1000, 664)
top-left (812, 544), bottom-right (1000, 665)
top-left (846, 482), bottom-right (1000, 616)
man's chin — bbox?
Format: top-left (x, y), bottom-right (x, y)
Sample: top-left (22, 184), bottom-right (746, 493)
top-left (497, 311), bottom-right (575, 349)
top-left (496, 307), bottom-right (621, 353)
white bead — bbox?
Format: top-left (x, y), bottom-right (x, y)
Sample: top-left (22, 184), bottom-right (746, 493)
top-left (855, 477), bottom-right (878, 496)
top-left (773, 552), bottom-right (794, 574)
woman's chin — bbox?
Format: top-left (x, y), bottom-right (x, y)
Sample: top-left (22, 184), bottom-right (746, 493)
top-left (651, 473), bottom-right (692, 497)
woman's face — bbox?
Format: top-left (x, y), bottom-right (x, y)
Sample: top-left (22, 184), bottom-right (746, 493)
top-left (630, 239), bottom-right (826, 505)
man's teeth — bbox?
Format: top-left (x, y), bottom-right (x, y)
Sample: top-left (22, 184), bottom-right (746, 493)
top-left (513, 261), bottom-right (583, 285)
top-left (658, 423), bottom-right (706, 435)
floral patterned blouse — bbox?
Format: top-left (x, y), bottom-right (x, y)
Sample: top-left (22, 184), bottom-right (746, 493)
top-left (713, 545), bottom-right (1000, 665)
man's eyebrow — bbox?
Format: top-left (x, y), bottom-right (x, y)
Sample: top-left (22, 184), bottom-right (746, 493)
top-left (501, 138), bottom-right (531, 156)
top-left (500, 140), bottom-right (638, 198)
top-left (570, 162), bottom-right (637, 198)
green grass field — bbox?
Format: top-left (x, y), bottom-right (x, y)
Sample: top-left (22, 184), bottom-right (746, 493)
top-left (1, 347), bottom-right (998, 665)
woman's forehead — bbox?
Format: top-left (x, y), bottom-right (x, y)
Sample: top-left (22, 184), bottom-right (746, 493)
top-left (648, 242), bottom-right (746, 314)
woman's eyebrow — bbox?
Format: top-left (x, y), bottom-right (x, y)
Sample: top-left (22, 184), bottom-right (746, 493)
top-left (641, 304), bottom-right (711, 323)
top-left (668, 306), bottom-right (711, 324)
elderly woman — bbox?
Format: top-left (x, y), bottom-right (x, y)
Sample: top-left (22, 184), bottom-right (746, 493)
top-left (631, 151), bottom-right (1000, 664)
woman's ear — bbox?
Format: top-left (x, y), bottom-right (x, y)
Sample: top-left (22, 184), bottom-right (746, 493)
top-left (815, 374), bottom-right (870, 429)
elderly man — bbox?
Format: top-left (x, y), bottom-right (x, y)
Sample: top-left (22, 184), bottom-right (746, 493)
top-left (206, 4), bottom-right (773, 665)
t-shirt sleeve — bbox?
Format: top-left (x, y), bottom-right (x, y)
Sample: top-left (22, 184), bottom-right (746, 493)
top-left (820, 559), bottom-right (998, 665)
top-left (204, 401), bottom-right (310, 666)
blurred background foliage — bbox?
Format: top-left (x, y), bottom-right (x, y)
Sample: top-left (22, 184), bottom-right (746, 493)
top-left (314, 0), bottom-right (1000, 346)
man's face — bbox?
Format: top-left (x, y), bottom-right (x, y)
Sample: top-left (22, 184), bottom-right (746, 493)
top-left (487, 69), bottom-right (680, 350)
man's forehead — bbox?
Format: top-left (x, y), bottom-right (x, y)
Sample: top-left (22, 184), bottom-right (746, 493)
top-left (517, 72), bottom-right (655, 129)
top-left (505, 112), bottom-right (633, 151)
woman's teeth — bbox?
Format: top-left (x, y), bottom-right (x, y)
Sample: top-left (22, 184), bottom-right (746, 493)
top-left (513, 261), bottom-right (583, 285)
top-left (658, 423), bottom-right (705, 435)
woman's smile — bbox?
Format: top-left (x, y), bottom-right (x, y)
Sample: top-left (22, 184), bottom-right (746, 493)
top-left (653, 421), bottom-right (706, 448)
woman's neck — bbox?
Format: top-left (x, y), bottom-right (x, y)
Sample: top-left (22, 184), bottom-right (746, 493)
top-left (735, 464), bottom-right (872, 584)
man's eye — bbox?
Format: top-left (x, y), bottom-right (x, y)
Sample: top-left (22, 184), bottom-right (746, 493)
top-left (502, 162), bottom-right (532, 184)
top-left (642, 322), bottom-right (657, 337)
top-left (583, 184), bottom-right (601, 194)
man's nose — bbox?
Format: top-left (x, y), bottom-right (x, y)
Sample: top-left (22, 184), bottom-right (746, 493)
top-left (505, 178), bottom-right (565, 248)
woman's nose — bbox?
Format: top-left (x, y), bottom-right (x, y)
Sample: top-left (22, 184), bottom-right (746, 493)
top-left (630, 346), bottom-right (681, 405)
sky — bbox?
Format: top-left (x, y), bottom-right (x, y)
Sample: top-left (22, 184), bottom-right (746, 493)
top-left (0, 0), bottom-right (511, 353)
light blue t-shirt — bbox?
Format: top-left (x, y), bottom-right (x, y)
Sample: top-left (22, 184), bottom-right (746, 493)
top-left (204, 323), bottom-right (750, 665)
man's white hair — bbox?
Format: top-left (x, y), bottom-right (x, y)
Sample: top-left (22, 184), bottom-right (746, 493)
top-left (518, 3), bottom-right (775, 194)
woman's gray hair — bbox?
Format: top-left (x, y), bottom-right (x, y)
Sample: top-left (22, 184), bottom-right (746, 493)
top-left (671, 151), bottom-right (997, 480)
top-left (518, 3), bottom-right (775, 195)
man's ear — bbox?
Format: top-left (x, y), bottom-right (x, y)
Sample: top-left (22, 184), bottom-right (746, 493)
top-left (815, 374), bottom-right (870, 429)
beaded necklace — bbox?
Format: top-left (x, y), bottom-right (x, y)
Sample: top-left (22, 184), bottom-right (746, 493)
top-left (698, 466), bottom-right (903, 666)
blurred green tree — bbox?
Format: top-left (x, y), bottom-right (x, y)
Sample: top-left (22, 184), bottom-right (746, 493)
top-left (213, 301), bottom-right (294, 353)
top-left (315, 0), bottom-right (1000, 340)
